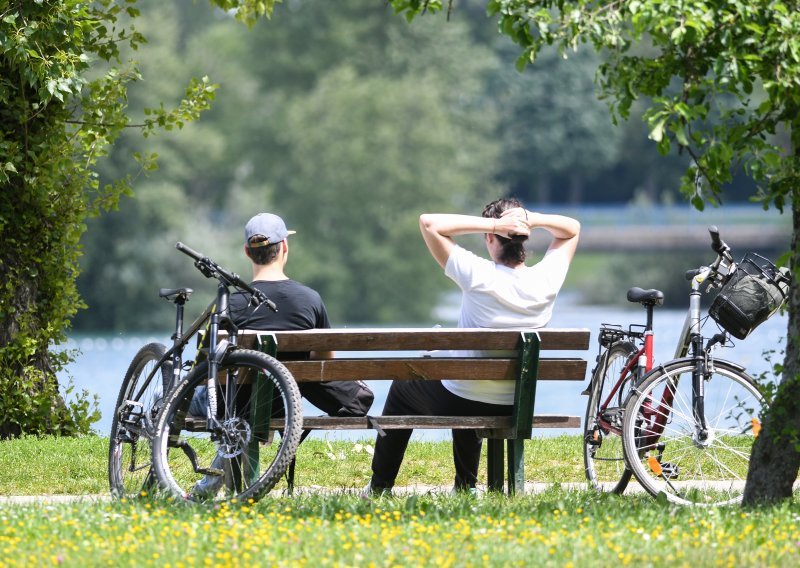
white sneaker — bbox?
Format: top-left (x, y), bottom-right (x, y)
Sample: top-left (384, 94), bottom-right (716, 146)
top-left (360, 482), bottom-right (392, 499)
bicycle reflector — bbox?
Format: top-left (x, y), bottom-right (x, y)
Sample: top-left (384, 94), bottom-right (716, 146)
top-left (647, 455), bottom-right (663, 476)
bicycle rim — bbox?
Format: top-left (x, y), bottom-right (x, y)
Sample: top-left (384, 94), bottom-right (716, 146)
top-left (584, 341), bottom-right (636, 493)
top-left (108, 342), bottom-right (170, 498)
top-left (153, 349), bottom-right (302, 503)
top-left (622, 359), bottom-right (764, 506)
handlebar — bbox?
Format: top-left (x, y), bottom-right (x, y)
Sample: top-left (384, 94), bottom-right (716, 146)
top-left (175, 242), bottom-right (277, 312)
top-left (175, 241), bottom-right (204, 262)
top-left (707, 225), bottom-right (731, 258)
top-left (685, 227), bottom-right (735, 289)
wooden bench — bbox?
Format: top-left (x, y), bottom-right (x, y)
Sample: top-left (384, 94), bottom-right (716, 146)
top-left (237, 327), bottom-right (590, 495)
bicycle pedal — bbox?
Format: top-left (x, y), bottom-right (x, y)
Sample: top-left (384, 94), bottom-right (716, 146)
top-left (660, 462), bottom-right (679, 479)
top-left (585, 430), bottom-right (602, 446)
top-left (195, 467), bottom-right (224, 477)
top-left (600, 407), bottom-right (623, 428)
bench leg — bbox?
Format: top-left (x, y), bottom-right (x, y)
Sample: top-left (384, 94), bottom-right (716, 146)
top-left (487, 439), bottom-right (504, 492)
top-left (246, 371), bottom-right (274, 486)
top-left (507, 438), bottom-right (525, 495)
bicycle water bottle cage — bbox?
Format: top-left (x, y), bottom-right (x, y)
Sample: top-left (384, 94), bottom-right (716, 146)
top-left (626, 287), bottom-right (664, 306)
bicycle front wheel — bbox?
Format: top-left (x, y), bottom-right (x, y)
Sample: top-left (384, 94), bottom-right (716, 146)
top-left (109, 342), bottom-right (172, 498)
top-left (152, 349), bottom-right (302, 503)
top-left (622, 358), bottom-right (764, 506)
top-left (584, 340), bottom-right (636, 493)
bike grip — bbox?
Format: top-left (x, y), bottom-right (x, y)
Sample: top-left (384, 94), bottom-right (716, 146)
top-left (708, 226), bottom-right (723, 253)
top-left (175, 242), bottom-right (203, 261)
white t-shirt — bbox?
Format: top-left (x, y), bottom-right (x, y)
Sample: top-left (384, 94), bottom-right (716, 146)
top-left (440, 244), bottom-right (572, 405)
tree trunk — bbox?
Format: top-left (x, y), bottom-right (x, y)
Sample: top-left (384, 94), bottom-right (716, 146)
top-left (742, 198), bottom-right (800, 505)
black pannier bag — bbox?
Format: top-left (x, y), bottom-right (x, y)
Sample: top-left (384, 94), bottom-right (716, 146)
top-left (709, 253), bottom-right (790, 340)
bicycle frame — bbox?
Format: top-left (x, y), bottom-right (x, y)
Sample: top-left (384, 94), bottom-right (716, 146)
top-left (596, 243), bottom-right (734, 441)
top-left (596, 313), bottom-right (656, 436)
top-left (122, 240), bottom-right (275, 440)
top-left (639, 259), bottom-right (737, 449)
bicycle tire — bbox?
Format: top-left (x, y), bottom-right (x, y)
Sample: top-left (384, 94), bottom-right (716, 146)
top-left (584, 340), bottom-right (636, 493)
top-left (108, 342), bottom-right (172, 498)
top-left (621, 358), bottom-right (764, 506)
top-left (152, 348), bottom-right (302, 503)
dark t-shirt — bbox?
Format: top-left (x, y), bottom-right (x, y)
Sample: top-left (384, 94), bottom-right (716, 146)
top-left (227, 279), bottom-right (372, 418)
top-left (229, 279), bottom-right (330, 360)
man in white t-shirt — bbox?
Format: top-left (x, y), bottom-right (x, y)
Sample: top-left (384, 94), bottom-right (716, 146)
top-left (365, 197), bottom-right (580, 495)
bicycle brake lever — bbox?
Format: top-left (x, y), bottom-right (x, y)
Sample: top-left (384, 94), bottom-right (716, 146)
top-left (250, 290), bottom-right (278, 312)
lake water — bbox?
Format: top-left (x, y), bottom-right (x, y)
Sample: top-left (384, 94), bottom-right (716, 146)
top-left (59, 303), bottom-right (787, 442)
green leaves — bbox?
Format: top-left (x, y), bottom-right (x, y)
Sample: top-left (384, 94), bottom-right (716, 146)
top-left (0, 0), bottom-right (219, 437)
top-left (388, 0), bottom-right (445, 21)
top-left (141, 76), bottom-right (217, 136)
top-left (486, 0), bottom-right (799, 214)
top-left (208, 0), bottom-right (284, 26)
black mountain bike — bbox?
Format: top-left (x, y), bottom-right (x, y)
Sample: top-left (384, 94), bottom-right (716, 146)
top-left (108, 243), bottom-right (303, 503)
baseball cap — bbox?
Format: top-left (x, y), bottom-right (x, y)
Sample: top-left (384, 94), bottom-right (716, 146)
top-left (244, 213), bottom-right (296, 247)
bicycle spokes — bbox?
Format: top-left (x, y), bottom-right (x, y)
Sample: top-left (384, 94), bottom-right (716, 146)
top-left (623, 359), bottom-right (764, 506)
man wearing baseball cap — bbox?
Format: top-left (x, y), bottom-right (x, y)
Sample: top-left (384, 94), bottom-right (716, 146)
top-left (234, 211), bottom-right (371, 414)
top-left (192, 212), bottom-right (373, 498)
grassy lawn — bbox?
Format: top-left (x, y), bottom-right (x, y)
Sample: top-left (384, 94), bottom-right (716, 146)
top-left (0, 434), bottom-right (587, 496)
top-left (1, 435), bottom-right (798, 566)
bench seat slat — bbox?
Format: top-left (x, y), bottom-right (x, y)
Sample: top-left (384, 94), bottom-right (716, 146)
top-left (237, 328), bottom-right (590, 352)
top-left (185, 415), bottom-right (580, 433)
top-left (274, 415), bottom-right (580, 430)
top-left (281, 358), bottom-right (586, 382)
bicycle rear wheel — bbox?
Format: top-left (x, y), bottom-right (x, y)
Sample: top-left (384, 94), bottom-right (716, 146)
top-left (622, 358), bottom-right (764, 506)
top-left (584, 340), bottom-right (636, 493)
top-left (152, 348), bottom-right (302, 503)
top-left (109, 342), bottom-right (172, 498)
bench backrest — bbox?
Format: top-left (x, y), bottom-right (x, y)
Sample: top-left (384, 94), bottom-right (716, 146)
top-left (236, 327), bottom-right (589, 438)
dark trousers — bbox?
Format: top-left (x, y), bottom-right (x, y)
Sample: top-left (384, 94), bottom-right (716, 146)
top-left (370, 380), bottom-right (512, 490)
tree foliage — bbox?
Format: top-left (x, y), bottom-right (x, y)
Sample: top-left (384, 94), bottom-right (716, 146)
top-left (0, 0), bottom-right (216, 436)
top-left (76, 0), bottom-right (503, 329)
top-left (75, 0), bottom-right (706, 332)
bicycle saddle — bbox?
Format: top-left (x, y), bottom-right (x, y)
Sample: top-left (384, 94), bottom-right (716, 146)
top-left (159, 287), bottom-right (193, 302)
top-left (626, 287), bottom-right (664, 305)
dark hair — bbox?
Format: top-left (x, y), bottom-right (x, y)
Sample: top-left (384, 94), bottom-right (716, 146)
top-left (247, 237), bottom-right (281, 265)
top-left (482, 197), bottom-right (527, 265)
